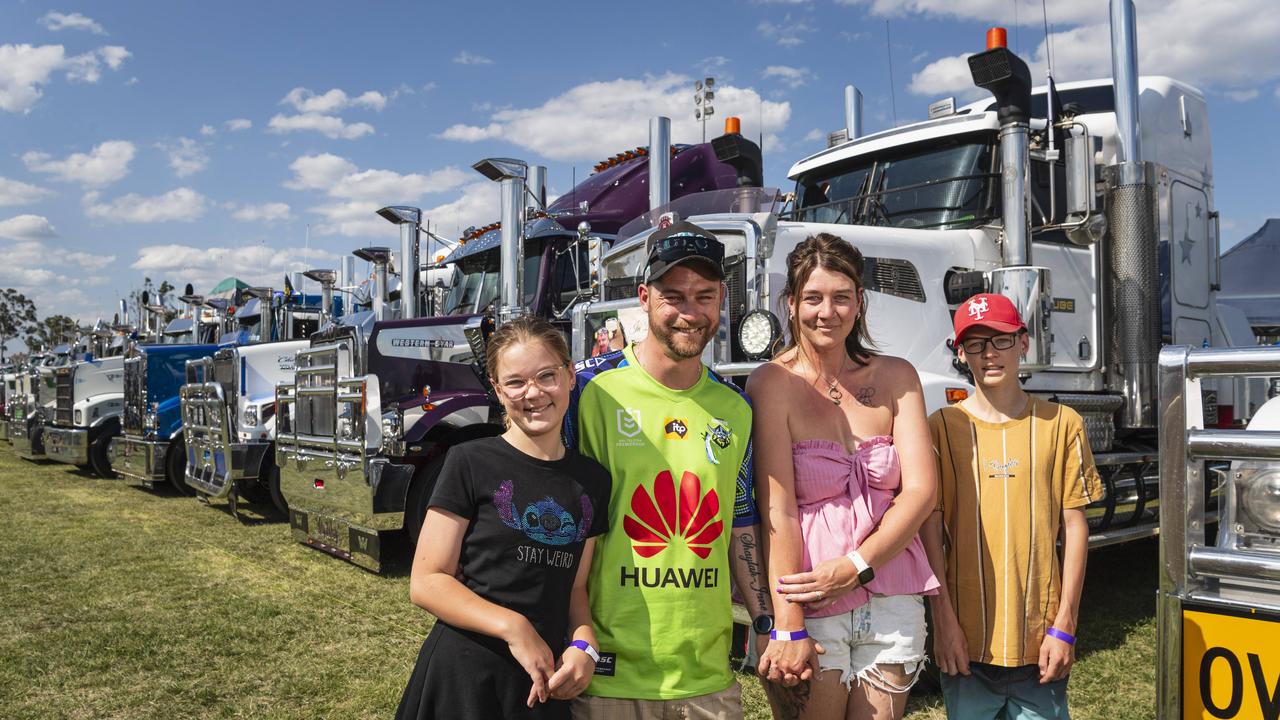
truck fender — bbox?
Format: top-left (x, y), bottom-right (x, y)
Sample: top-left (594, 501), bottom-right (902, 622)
top-left (403, 390), bottom-right (493, 445)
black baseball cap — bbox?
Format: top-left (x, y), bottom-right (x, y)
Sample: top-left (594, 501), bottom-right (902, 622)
top-left (643, 220), bottom-right (726, 283)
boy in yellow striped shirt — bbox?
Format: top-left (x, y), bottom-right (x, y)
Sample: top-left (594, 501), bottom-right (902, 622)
top-left (922, 294), bottom-right (1101, 719)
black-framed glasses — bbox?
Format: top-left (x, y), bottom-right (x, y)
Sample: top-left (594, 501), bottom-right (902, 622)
top-left (648, 233), bottom-right (725, 266)
top-left (494, 365), bottom-right (567, 399)
top-left (960, 333), bottom-right (1018, 354)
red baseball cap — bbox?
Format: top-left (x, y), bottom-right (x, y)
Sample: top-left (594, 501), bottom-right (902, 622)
top-left (953, 293), bottom-right (1026, 342)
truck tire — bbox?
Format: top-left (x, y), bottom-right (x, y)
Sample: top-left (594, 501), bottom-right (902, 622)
top-left (89, 431), bottom-right (116, 478)
top-left (404, 454), bottom-right (448, 549)
top-left (166, 437), bottom-right (194, 495)
top-left (265, 461), bottom-right (288, 517)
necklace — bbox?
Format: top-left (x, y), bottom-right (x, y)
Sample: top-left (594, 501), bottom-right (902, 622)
top-left (813, 353), bottom-right (849, 405)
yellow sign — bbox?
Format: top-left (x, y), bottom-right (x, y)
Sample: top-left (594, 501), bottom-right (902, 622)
top-left (1182, 608), bottom-right (1280, 719)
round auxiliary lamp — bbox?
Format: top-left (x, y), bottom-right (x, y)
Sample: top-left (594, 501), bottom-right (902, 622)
top-left (737, 310), bottom-right (782, 361)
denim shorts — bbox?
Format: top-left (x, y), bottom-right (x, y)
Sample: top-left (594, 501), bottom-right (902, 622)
top-left (806, 593), bottom-right (928, 692)
top-left (940, 662), bottom-right (1070, 720)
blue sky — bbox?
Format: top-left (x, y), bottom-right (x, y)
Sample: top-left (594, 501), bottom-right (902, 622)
top-left (2, 0), bottom-right (1277, 322)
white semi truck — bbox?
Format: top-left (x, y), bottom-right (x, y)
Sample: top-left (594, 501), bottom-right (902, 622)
top-left (42, 324), bottom-right (128, 476)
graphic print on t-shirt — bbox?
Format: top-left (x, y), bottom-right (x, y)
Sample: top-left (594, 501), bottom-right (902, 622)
top-left (623, 470), bottom-right (723, 559)
top-left (494, 478), bottom-right (593, 546)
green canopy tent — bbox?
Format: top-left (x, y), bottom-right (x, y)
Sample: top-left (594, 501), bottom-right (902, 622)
top-left (208, 277), bottom-right (250, 303)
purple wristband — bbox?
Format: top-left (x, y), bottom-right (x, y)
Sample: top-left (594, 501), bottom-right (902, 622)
top-left (1046, 627), bottom-right (1075, 645)
top-left (770, 628), bottom-right (809, 641)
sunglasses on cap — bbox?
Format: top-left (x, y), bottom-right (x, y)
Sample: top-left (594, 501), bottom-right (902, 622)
top-left (647, 232), bottom-right (725, 266)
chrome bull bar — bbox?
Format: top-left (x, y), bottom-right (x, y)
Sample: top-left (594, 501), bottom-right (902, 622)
top-left (180, 380), bottom-right (269, 499)
top-left (1156, 345), bottom-right (1280, 718)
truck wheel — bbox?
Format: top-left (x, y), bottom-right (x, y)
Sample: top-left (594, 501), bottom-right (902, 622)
top-left (167, 438), bottom-right (194, 495)
top-left (265, 462), bottom-right (288, 517)
top-left (89, 429), bottom-right (117, 478)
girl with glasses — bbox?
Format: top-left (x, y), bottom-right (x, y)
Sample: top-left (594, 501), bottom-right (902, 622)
top-left (397, 316), bottom-right (611, 720)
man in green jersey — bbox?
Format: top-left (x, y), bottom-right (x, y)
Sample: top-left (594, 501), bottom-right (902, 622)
top-left (564, 220), bottom-right (775, 718)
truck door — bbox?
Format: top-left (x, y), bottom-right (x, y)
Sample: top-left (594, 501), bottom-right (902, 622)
top-left (1165, 180), bottom-right (1214, 348)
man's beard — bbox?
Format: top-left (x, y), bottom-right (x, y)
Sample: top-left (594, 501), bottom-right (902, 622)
top-left (649, 318), bottom-right (715, 360)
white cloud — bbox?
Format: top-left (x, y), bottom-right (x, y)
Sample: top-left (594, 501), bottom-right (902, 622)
top-left (156, 137), bottom-right (209, 178)
top-left (225, 118), bottom-right (252, 131)
top-left (1224, 89), bottom-right (1259, 102)
top-left (268, 112), bottom-right (374, 139)
top-left (908, 53), bottom-right (985, 100)
top-left (231, 202), bottom-right (292, 223)
top-left (131, 243), bottom-right (338, 294)
top-left (757, 15), bottom-right (815, 47)
top-left (39, 11), bottom-right (107, 35)
top-left (0, 43), bottom-right (130, 112)
top-left (438, 73), bottom-right (791, 160)
top-left (281, 87), bottom-right (387, 113)
top-left (0, 177), bottom-right (54, 207)
top-left (453, 51), bottom-right (494, 65)
top-left (99, 46), bottom-right (129, 69)
top-left (284, 153), bottom-right (358, 191)
top-left (0, 214), bottom-right (57, 241)
top-left (803, 128), bottom-right (826, 143)
top-left (83, 187), bottom-right (208, 223)
top-left (199, 124), bottom-right (216, 136)
top-left (890, 1), bottom-right (1280, 101)
top-left (0, 240), bottom-right (115, 321)
top-left (0, 44), bottom-right (69, 112)
top-left (418, 182), bottom-right (502, 252)
top-left (285, 153), bottom-right (472, 237)
top-left (763, 65), bottom-right (814, 89)
top-left (23, 140), bottom-right (136, 187)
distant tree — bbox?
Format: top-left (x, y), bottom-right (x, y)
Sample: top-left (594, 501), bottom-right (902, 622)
top-left (26, 315), bottom-right (83, 352)
top-left (0, 289), bottom-right (38, 362)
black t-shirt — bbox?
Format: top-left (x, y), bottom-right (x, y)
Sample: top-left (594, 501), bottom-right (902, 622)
top-left (428, 436), bottom-right (612, 651)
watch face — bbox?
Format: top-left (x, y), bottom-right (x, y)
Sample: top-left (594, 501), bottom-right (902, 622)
top-left (752, 615), bottom-right (774, 635)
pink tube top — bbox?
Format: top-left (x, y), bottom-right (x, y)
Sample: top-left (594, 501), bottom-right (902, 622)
top-left (792, 436), bottom-right (939, 618)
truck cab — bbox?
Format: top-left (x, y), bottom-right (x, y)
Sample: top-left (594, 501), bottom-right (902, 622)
top-left (42, 332), bottom-right (128, 476)
top-left (275, 131), bottom-right (757, 570)
top-left (11, 347), bottom-right (75, 461)
top-left (182, 285), bottom-right (339, 514)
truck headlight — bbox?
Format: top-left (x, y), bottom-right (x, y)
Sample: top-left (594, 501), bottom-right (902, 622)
top-left (74, 409), bottom-right (83, 425)
top-left (1241, 468), bottom-right (1280, 535)
top-left (243, 407), bottom-right (259, 428)
top-left (737, 310), bottom-right (782, 360)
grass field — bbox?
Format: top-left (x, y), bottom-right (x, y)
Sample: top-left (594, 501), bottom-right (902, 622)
top-left (0, 450), bottom-right (1157, 719)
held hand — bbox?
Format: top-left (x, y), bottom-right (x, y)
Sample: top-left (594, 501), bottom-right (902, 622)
top-left (506, 623), bottom-right (555, 707)
top-left (776, 556), bottom-right (858, 606)
top-left (548, 648), bottom-right (595, 700)
top-left (757, 638), bottom-right (825, 686)
top-left (931, 615), bottom-right (971, 677)
top-left (1038, 632), bottom-right (1075, 683)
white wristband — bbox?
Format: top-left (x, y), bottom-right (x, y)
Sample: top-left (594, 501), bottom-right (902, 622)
top-left (846, 549), bottom-right (870, 573)
top-left (568, 640), bottom-right (600, 663)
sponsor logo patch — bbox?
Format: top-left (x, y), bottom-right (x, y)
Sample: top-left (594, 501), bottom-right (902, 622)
top-left (593, 651), bottom-right (617, 676)
top-left (664, 417), bottom-right (688, 439)
top-left (702, 418), bottom-right (732, 464)
top-left (623, 470), bottom-right (722, 559)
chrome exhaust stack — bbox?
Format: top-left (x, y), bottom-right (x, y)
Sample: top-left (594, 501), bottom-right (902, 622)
top-left (1104, 0), bottom-right (1159, 429)
top-left (844, 85), bottom-right (863, 140)
top-left (246, 287), bottom-right (275, 342)
top-left (527, 166), bottom-right (547, 213)
top-left (472, 158), bottom-right (529, 326)
top-left (354, 247), bottom-right (394, 322)
top-left (303, 269), bottom-right (337, 327)
top-left (649, 117), bottom-right (671, 211)
top-left (377, 206), bottom-right (422, 320)
top-left (969, 27), bottom-right (1052, 371)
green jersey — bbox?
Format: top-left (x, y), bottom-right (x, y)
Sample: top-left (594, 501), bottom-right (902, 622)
top-left (564, 344), bottom-right (756, 700)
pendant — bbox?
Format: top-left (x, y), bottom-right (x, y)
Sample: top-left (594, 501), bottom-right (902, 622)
top-left (828, 384), bottom-right (843, 405)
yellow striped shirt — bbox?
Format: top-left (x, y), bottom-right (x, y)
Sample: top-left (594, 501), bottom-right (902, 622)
top-left (928, 397), bottom-right (1102, 667)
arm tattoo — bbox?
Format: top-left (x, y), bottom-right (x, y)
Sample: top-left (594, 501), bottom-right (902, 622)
top-left (735, 531), bottom-right (771, 615)
top-left (855, 386), bottom-right (875, 407)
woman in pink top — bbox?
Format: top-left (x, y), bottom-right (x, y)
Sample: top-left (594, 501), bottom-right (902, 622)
top-left (748, 233), bottom-right (939, 720)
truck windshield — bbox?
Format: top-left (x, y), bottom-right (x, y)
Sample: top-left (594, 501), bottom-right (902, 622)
top-left (443, 248), bottom-right (542, 315)
top-left (792, 134), bottom-right (997, 230)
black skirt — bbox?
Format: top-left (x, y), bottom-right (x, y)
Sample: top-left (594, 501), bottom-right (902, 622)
top-left (396, 623), bottom-right (569, 720)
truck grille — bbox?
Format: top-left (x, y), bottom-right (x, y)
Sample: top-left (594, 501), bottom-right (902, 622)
top-left (54, 367), bottom-right (74, 426)
top-left (123, 355), bottom-right (146, 435)
top-left (295, 347), bottom-right (339, 439)
top-left (864, 257), bottom-right (926, 303)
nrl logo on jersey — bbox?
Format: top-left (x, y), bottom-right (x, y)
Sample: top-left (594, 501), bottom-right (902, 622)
top-left (614, 408), bottom-right (643, 447)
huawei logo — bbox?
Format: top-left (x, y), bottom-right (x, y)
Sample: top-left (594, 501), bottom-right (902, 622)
top-left (623, 470), bottom-right (723, 559)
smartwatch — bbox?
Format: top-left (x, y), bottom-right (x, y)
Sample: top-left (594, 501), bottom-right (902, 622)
top-left (846, 550), bottom-right (876, 586)
top-left (751, 614), bottom-right (774, 636)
